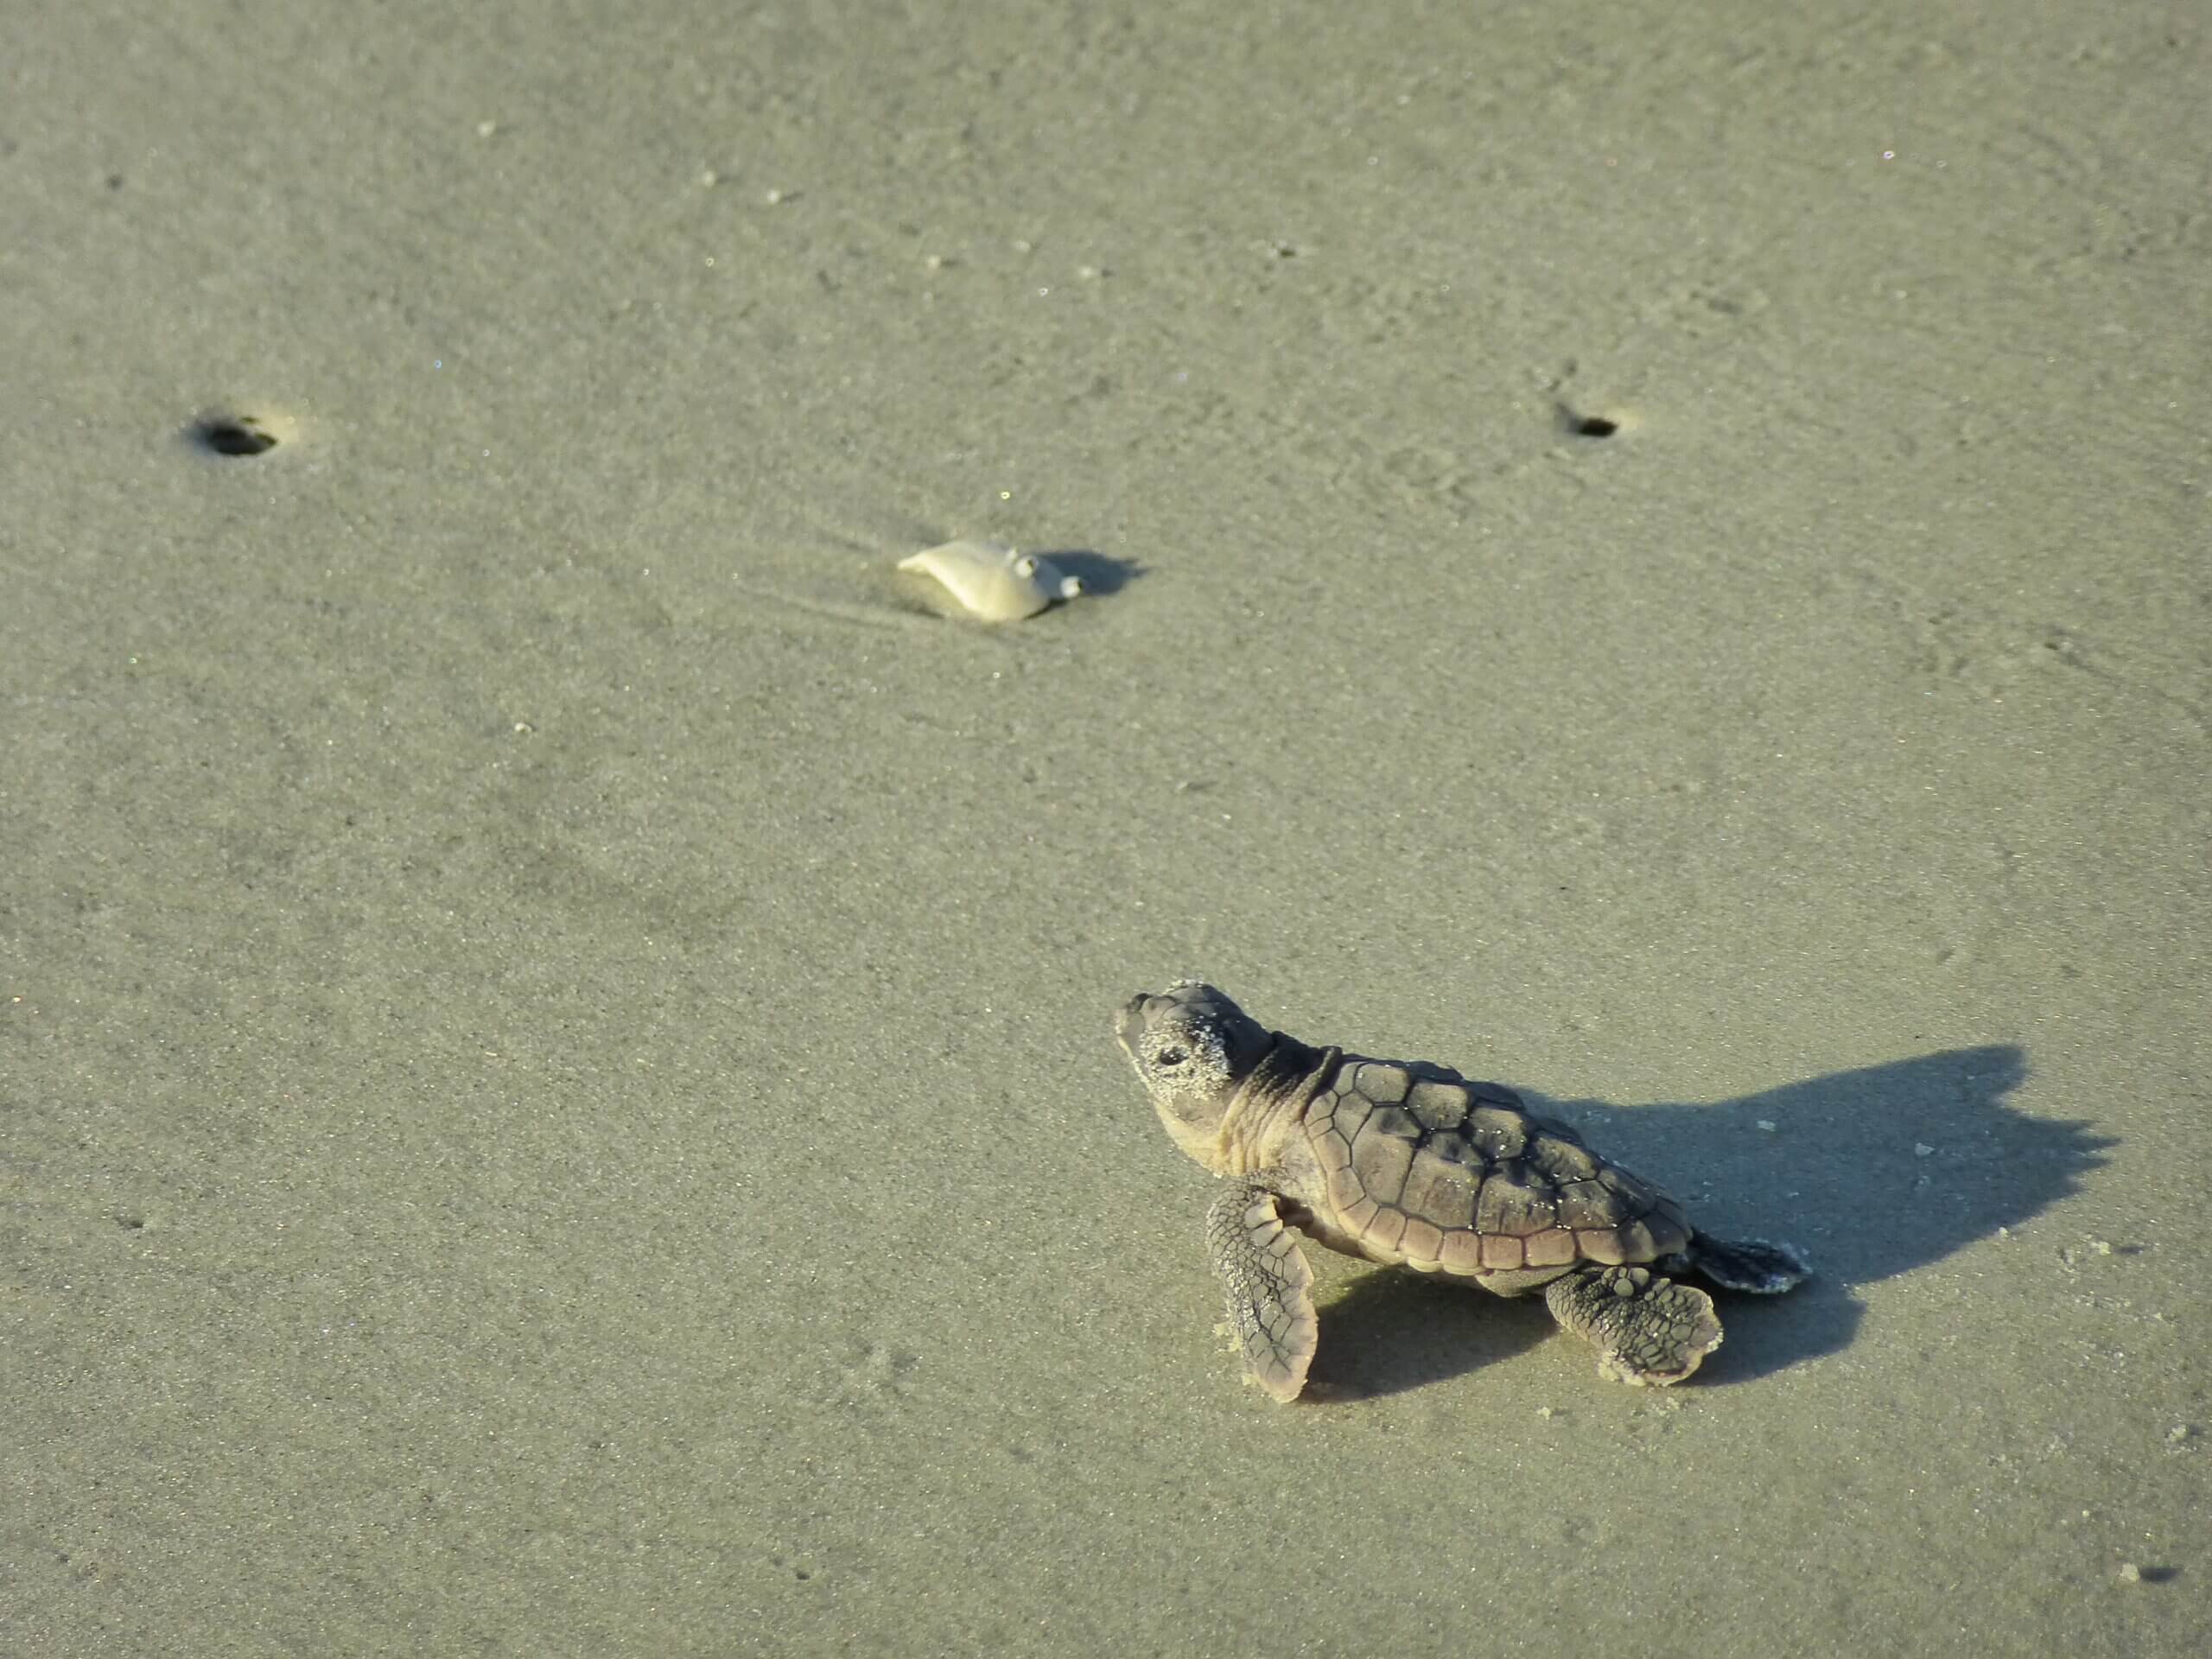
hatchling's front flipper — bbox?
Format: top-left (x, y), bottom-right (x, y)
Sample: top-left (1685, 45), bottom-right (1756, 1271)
top-left (1543, 1265), bottom-right (1723, 1386)
top-left (1205, 1182), bottom-right (1318, 1402)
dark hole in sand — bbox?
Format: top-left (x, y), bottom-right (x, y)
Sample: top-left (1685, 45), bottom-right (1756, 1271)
top-left (192, 416), bottom-right (278, 456)
top-left (1573, 416), bottom-right (1619, 438)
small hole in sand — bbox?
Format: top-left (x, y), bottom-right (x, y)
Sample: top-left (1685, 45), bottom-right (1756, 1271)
top-left (1573, 416), bottom-right (1619, 438)
top-left (192, 416), bottom-right (279, 456)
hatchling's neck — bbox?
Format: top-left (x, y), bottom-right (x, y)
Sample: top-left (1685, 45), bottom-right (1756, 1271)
top-left (1218, 1033), bottom-right (1340, 1175)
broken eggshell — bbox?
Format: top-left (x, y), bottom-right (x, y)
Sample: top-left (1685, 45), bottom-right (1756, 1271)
top-left (896, 539), bottom-right (1084, 622)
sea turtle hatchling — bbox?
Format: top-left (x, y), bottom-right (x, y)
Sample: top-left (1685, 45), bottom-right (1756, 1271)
top-left (1116, 981), bottom-right (1810, 1399)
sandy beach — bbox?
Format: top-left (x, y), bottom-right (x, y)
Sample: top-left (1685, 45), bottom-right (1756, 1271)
top-left (5, 2), bottom-right (2207, 1653)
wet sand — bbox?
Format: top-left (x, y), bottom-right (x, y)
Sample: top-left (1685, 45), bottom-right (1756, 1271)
top-left (4, 2), bottom-right (2207, 1654)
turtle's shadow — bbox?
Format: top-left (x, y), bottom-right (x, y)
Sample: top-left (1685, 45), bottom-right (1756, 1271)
top-left (1308, 1268), bottom-right (1556, 1399)
top-left (1306, 1044), bottom-right (2102, 1398)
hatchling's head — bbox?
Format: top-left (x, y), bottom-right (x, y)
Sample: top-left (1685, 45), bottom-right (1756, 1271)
top-left (1116, 981), bottom-right (1275, 1158)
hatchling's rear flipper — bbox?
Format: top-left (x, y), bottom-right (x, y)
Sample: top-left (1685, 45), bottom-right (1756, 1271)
top-left (1205, 1182), bottom-right (1319, 1402)
top-left (1684, 1235), bottom-right (1812, 1294)
top-left (1543, 1266), bottom-right (1722, 1386)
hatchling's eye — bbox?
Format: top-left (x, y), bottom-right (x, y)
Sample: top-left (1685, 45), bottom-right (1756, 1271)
top-left (1154, 1046), bottom-right (1188, 1068)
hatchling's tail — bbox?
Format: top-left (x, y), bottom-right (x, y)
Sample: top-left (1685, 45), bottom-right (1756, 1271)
top-left (1685, 1234), bottom-right (1811, 1295)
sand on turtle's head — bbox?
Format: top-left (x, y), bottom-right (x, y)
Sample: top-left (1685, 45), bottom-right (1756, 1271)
top-left (1116, 982), bottom-right (1279, 1171)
